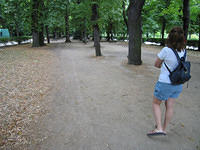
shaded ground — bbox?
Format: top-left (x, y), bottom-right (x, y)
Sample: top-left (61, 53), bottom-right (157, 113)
top-left (0, 41), bottom-right (200, 150)
top-left (0, 45), bottom-right (57, 149)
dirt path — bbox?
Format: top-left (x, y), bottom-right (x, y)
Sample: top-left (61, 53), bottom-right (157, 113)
top-left (28, 41), bottom-right (199, 150)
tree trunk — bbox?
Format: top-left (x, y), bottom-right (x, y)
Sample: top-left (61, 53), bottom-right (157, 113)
top-left (16, 23), bottom-right (21, 45)
top-left (65, 0), bottom-right (71, 43)
top-left (189, 32), bottom-right (191, 39)
top-left (183, 0), bottom-right (190, 40)
top-left (32, 32), bottom-right (40, 47)
top-left (160, 0), bottom-right (170, 46)
top-left (32, 0), bottom-right (40, 47)
top-left (38, 0), bottom-right (45, 46)
top-left (106, 30), bottom-right (110, 41)
top-left (146, 33), bottom-right (149, 38)
top-left (127, 0), bottom-right (145, 65)
top-left (106, 21), bottom-right (113, 41)
top-left (39, 26), bottom-right (45, 46)
top-left (93, 24), bottom-right (101, 56)
top-left (91, 1), bottom-right (101, 56)
top-left (32, 0), bottom-right (45, 47)
top-left (45, 25), bottom-right (50, 44)
top-left (65, 14), bottom-right (71, 42)
top-left (14, 2), bottom-right (21, 45)
top-left (161, 17), bottom-right (166, 46)
top-left (110, 23), bottom-right (113, 41)
top-left (83, 18), bottom-right (87, 43)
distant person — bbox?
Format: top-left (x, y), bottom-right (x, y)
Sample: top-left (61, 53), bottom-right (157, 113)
top-left (147, 27), bottom-right (187, 136)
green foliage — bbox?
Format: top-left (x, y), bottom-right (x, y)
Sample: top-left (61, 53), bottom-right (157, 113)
top-left (0, 36), bottom-right (31, 43)
top-left (0, 37), bottom-right (9, 43)
top-left (189, 0), bottom-right (200, 34)
top-left (99, 0), bottom-right (125, 35)
top-left (1, 0), bottom-right (31, 36)
top-left (143, 0), bottom-right (183, 36)
top-left (70, 0), bottom-right (92, 36)
top-left (0, 0), bottom-right (199, 46)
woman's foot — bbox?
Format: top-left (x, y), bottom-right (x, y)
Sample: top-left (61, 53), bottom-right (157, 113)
top-left (147, 129), bottom-right (167, 136)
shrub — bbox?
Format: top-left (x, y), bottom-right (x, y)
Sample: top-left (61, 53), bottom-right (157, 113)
top-left (0, 37), bottom-right (10, 43)
top-left (0, 36), bottom-right (31, 44)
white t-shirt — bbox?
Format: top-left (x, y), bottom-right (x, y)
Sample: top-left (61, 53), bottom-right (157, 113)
top-left (157, 47), bottom-right (185, 84)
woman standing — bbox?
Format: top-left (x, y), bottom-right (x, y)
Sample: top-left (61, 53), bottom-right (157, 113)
top-left (147, 27), bottom-right (186, 136)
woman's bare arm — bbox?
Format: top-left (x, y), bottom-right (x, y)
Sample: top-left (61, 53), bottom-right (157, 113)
top-left (154, 57), bottom-right (163, 68)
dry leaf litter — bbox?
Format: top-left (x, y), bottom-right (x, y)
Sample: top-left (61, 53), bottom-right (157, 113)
top-left (0, 44), bottom-right (57, 149)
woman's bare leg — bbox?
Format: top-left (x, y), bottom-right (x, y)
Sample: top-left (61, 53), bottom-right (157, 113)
top-left (152, 96), bottom-right (163, 131)
top-left (163, 98), bottom-right (175, 133)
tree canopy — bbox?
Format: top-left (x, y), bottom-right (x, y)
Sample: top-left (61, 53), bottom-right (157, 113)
top-left (0, 0), bottom-right (199, 52)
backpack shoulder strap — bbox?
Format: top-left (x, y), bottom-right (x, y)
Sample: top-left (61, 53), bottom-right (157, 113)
top-left (164, 62), bottom-right (172, 73)
top-left (164, 48), bottom-right (181, 73)
top-left (183, 50), bottom-right (187, 61)
top-left (171, 48), bottom-right (181, 63)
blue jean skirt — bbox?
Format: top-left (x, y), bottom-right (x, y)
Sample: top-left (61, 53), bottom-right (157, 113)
top-left (154, 81), bottom-right (183, 101)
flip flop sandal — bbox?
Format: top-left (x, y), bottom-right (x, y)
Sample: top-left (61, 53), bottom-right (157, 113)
top-left (147, 129), bottom-right (167, 136)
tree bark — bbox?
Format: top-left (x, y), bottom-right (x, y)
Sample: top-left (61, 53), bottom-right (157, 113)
top-left (14, 2), bottom-right (21, 45)
top-left (161, 16), bottom-right (166, 46)
top-left (32, 0), bottom-right (45, 47)
top-left (127, 0), bottom-right (145, 65)
top-left (31, 0), bottom-right (45, 47)
top-left (65, 14), bottom-right (71, 42)
top-left (65, 0), bottom-right (71, 43)
top-left (32, 0), bottom-right (40, 47)
top-left (106, 20), bottom-right (113, 41)
top-left (45, 25), bottom-right (50, 43)
top-left (39, 26), bottom-right (45, 46)
top-left (38, 0), bottom-right (45, 46)
top-left (16, 22), bottom-right (21, 45)
top-left (91, 1), bottom-right (101, 56)
top-left (183, 0), bottom-right (190, 40)
top-left (93, 24), bottom-right (101, 56)
top-left (82, 18), bottom-right (88, 43)
top-left (160, 0), bottom-right (170, 46)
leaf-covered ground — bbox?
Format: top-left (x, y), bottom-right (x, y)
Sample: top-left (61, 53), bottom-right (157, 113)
top-left (0, 44), bottom-right (56, 149)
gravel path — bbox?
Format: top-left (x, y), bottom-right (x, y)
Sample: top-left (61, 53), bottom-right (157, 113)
top-left (1, 41), bottom-right (200, 150)
top-left (36, 41), bottom-right (200, 150)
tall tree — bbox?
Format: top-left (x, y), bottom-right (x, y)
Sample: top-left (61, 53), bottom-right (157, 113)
top-left (39, 0), bottom-right (45, 46)
top-left (31, 0), bottom-right (39, 47)
top-left (91, 0), bottom-right (101, 56)
top-left (44, 0), bottom-right (50, 44)
top-left (65, 0), bottom-right (71, 43)
top-left (127, 0), bottom-right (145, 65)
top-left (160, 0), bottom-right (170, 46)
top-left (183, 0), bottom-right (190, 40)
top-left (31, 0), bottom-right (45, 47)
